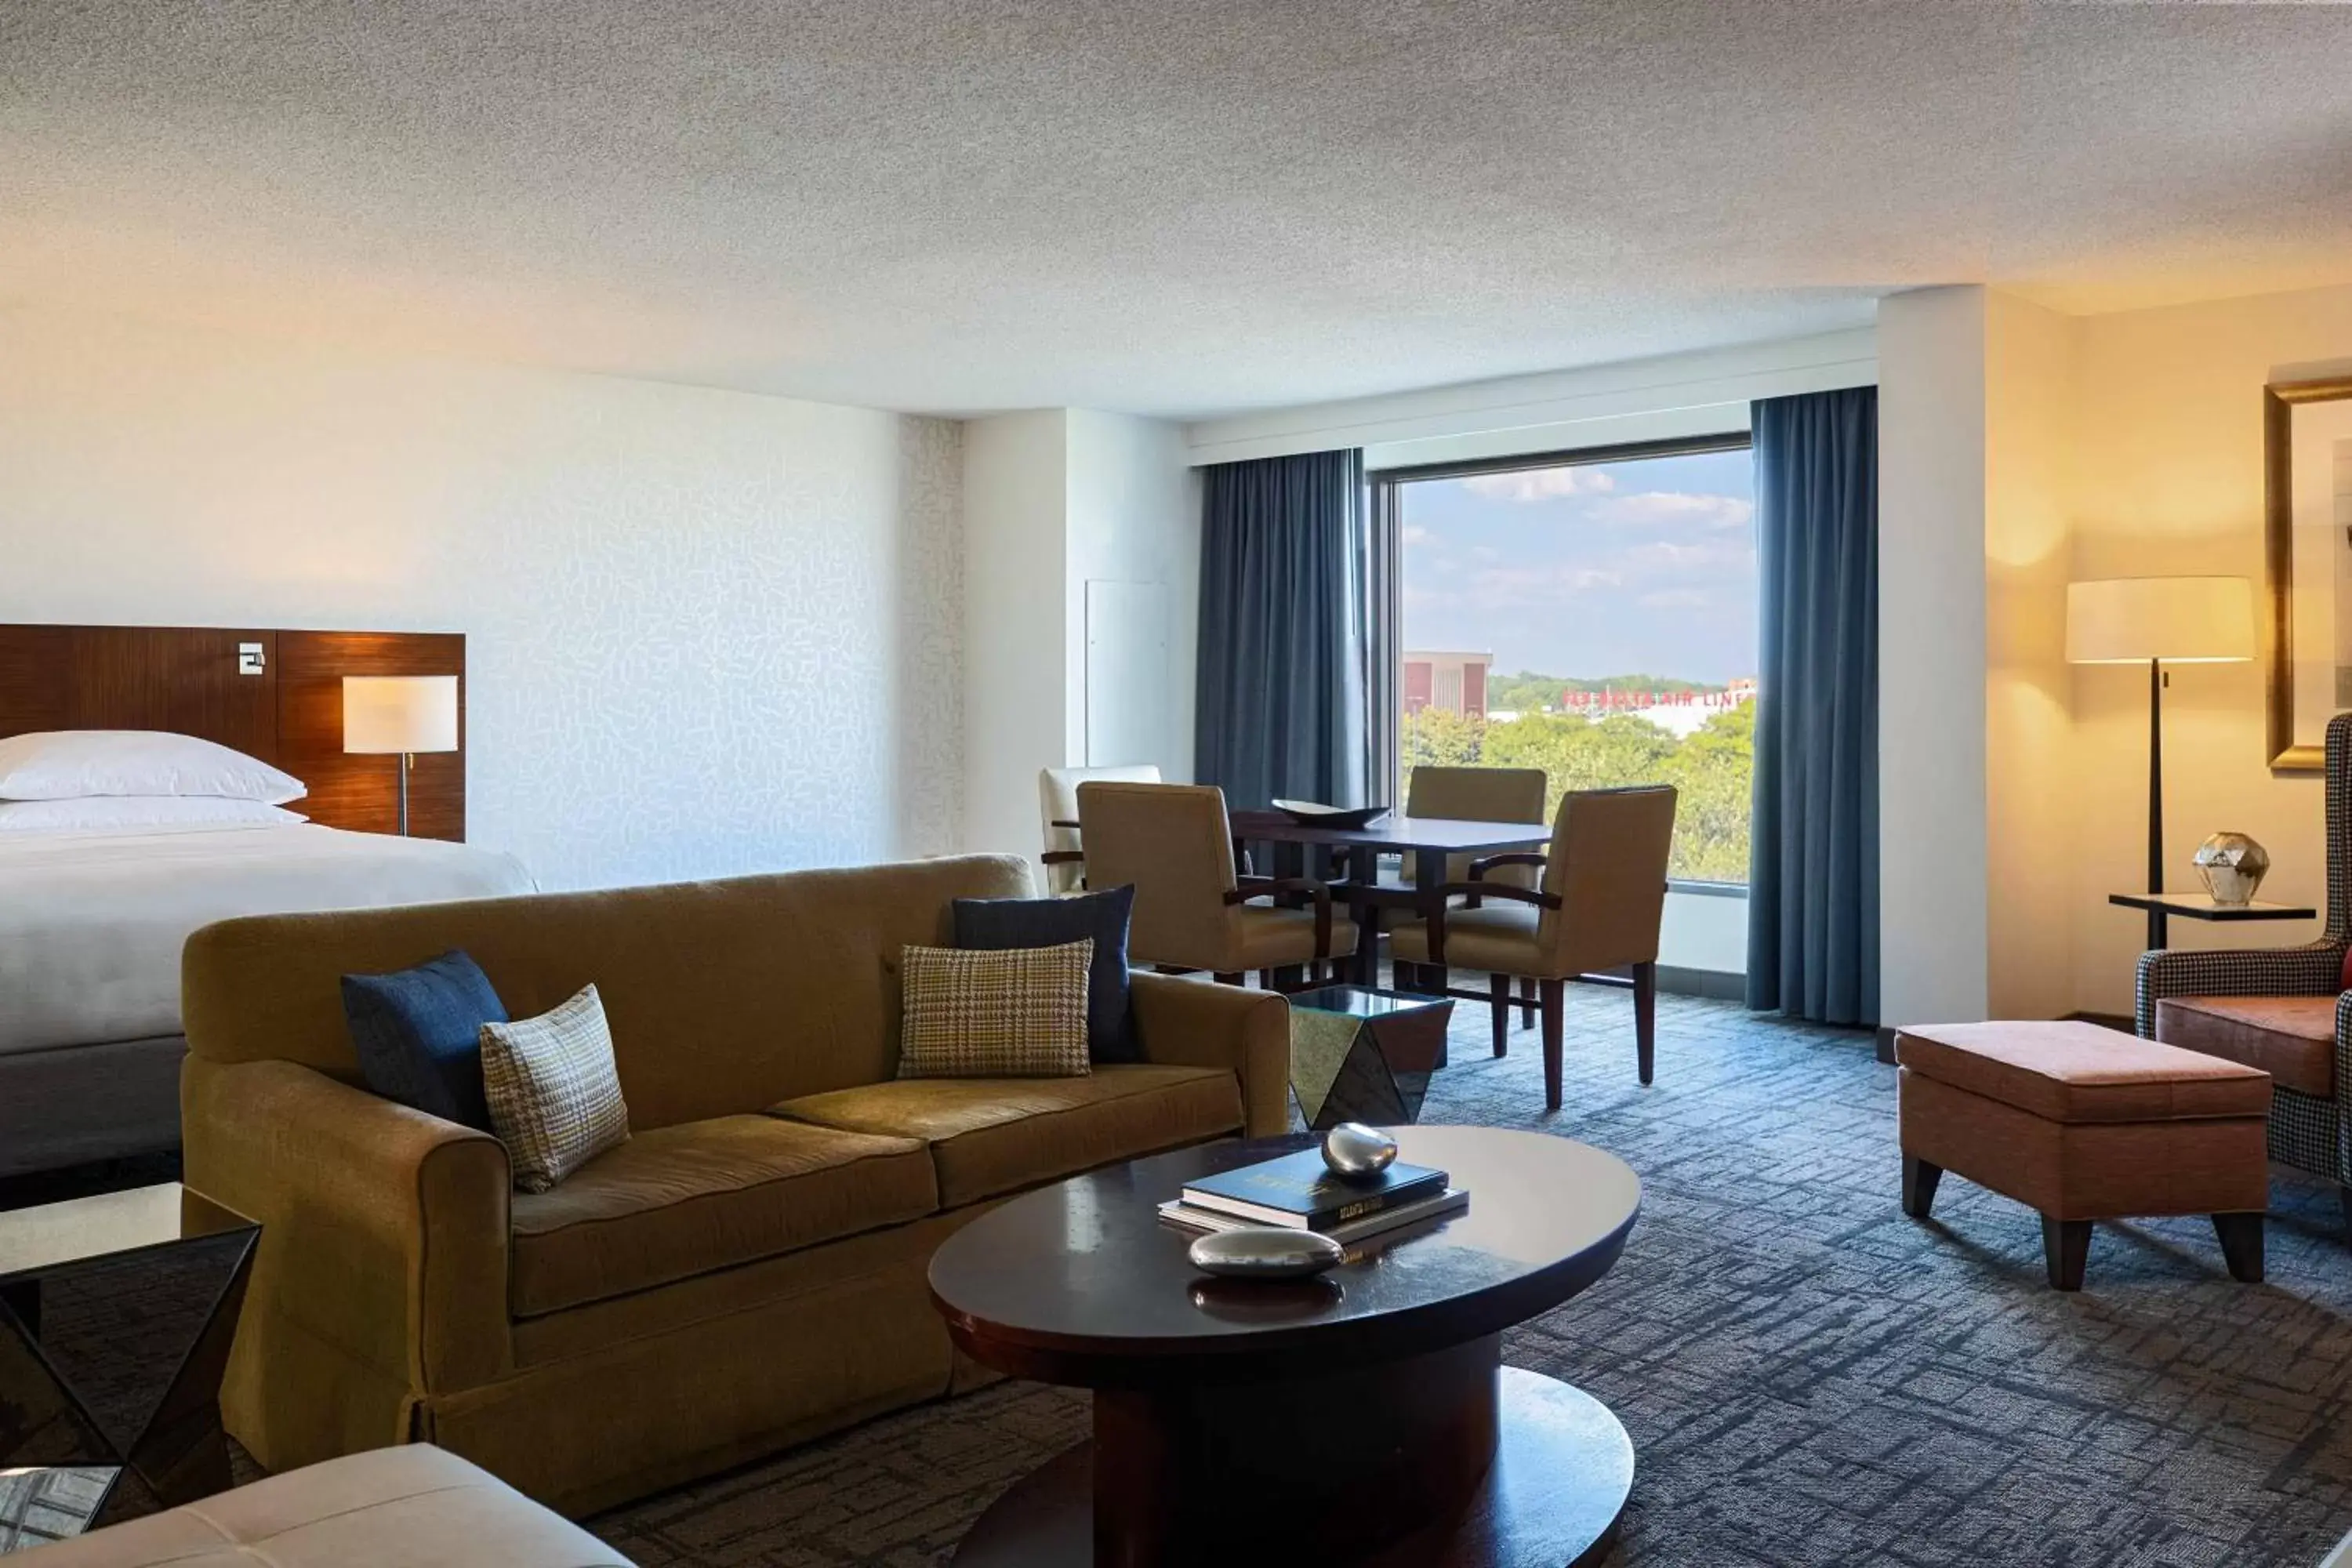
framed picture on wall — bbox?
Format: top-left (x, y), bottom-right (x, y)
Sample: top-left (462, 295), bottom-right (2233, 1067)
top-left (2266, 374), bottom-right (2352, 771)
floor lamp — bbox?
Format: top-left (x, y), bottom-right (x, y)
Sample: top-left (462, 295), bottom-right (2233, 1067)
top-left (2065, 576), bottom-right (2254, 942)
top-left (343, 675), bottom-right (459, 835)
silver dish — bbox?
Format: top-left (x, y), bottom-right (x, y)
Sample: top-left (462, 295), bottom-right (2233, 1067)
top-left (1187, 1226), bottom-right (1345, 1280)
top-left (1322, 1122), bottom-right (1399, 1181)
top-left (1270, 799), bottom-right (1389, 830)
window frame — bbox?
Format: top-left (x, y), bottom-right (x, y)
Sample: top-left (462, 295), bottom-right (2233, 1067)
top-left (1369, 430), bottom-right (1757, 891)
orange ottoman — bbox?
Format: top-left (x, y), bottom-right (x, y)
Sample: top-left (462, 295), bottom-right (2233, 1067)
top-left (1894, 1020), bottom-right (2272, 1290)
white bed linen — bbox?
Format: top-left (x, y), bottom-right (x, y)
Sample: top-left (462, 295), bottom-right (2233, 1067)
top-left (0, 823), bottom-right (536, 1056)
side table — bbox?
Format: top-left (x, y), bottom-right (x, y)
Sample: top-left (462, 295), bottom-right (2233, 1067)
top-left (0, 1184), bottom-right (259, 1552)
top-left (2107, 891), bottom-right (2317, 952)
top-left (1287, 984), bottom-right (1454, 1129)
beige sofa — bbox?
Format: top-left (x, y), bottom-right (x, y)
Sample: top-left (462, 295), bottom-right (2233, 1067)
top-left (179, 855), bottom-right (1287, 1515)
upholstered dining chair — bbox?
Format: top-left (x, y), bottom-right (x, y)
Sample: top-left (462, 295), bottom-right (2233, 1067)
top-left (1077, 779), bottom-right (1359, 990)
top-left (2139, 710), bottom-right (2352, 1229)
top-left (1388, 784), bottom-right (1678, 1110)
top-left (1038, 764), bottom-right (1162, 895)
top-left (1374, 765), bottom-right (1550, 1023)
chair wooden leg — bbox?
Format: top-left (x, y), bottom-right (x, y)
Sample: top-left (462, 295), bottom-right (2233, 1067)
top-left (1517, 976), bottom-right (1536, 1030)
top-left (1901, 1155), bottom-right (1941, 1219)
top-left (1632, 960), bottom-right (1657, 1086)
top-left (2213, 1212), bottom-right (2265, 1283)
top-left (1540, 978), bottom-right (1565, 1112)
top-left (1212, 971), bottom-right (1243, 986)
top-left (2042, 1217), bottom-right (2091, 1291)
top-left (1489, 975), bottom-right (1510, 1058)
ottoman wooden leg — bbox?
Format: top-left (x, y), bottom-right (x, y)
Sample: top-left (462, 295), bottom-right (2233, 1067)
top-left (2213, 1212), bottom-right (2265, 1283)
top-left (2042, 1218), bottom-right (2091, 1291)
top-left (1901, 1156), bottom-right (1942, 1220)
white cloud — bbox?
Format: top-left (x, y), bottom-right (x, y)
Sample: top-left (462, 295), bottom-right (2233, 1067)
top-left (1469, 544), bottom-right (1501, 563)
top-left (1457, 467), bottom-right (1617, 503)
top-left (1464, 562), bottom-right (1624, 608)
top-left (1401, 524), bottom-right (1432, 545)
top-left (1592, 491), bottom-right (1755, 531)
top-left (1638, 589), bottom-right (1711, 610)
top-left (1620, 539), bottom-right (1754, 572)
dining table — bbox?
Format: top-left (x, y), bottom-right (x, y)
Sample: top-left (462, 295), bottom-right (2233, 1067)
top-left (1226, 808), bottom-right (1553, 993)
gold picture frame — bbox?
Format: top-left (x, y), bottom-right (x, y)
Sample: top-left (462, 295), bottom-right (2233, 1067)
top-left (2266, 374), bottom-right (2352, 771)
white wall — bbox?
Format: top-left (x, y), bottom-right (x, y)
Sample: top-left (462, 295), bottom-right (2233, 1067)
top-left (1984, 292), bottom-right (2082, 1018)
top-left (960, 408), bottom-right (1198, 873)
top-left (1877, 286), bottom-right (1992, 1025)
top-left (0, 304), bottom-right (964, 890)
top-left (1186, 329), bottom-right (1876, 466)
top-left (961, 410), bottom-right (1073, 872)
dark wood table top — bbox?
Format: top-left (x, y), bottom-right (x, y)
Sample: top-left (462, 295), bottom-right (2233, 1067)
top-left (2107, 891), bottom-right (2318, 922)
top-left (928, 1127), bottom-right (1639, 1388)
top-left (1227, 811), bottom-right (1552, 855)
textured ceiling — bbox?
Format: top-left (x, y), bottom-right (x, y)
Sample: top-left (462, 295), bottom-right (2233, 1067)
top-left (5, 2), bottom-right (2352, 419)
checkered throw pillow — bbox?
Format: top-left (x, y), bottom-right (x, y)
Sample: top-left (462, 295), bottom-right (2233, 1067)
top-left (898, 939), bottom-right (1094, 1079)
top-left (480, 984), bottom-right (630, 1192)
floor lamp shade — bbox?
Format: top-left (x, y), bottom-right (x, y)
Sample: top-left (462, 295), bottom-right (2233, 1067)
top-left (343, 675), bottom-right (458, 836)
top-left (2064, 576), bottom-right (2253, 924)
top-left (2065, 576), bottom-right (2255, 664)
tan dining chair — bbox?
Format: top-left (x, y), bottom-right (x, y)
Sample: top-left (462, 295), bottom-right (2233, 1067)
top-left (1077, 779), bottom-right (1359, 990)
top-left (1038, 764), bottom-right (1163, 895)
top-left (1374, 765), bottom-right (1551, 1022)
top-left (1388, 784), bottom-right (1678, 1110)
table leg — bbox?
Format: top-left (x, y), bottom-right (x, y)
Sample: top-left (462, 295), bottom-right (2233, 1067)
top-left (2146, 908), bottom-right (2168, 951)
top-left (1412, 848), bottom-right (1448, 998)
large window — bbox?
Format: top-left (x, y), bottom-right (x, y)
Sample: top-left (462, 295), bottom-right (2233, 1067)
top-left (1377, 436), bottom-right (1757, 884)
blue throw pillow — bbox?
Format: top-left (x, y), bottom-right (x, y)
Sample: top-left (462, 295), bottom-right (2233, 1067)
top-left (952, 884), bottom-right (1140, 1064)
top-left (341, 950), bottom-right (508, 1131)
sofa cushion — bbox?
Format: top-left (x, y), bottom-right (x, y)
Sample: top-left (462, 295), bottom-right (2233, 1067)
top-left (1894, 1019), bottom-right (2273, 1123)
top-left (2155, 995), bottom-right (2336, 1098)
top-left (481, 984), bottom-right (632, 1192)
top-left (508, 1115), bottom-right (936, 1317)
top-left (953, 884), bottom-right (1142, 1064)
top-left (340, 949), bottom-right (505, 1131)
top-left (896, 941), bottom-right (1093, 1080)
top-left (771, 1065), bottom-right (1243, 1207)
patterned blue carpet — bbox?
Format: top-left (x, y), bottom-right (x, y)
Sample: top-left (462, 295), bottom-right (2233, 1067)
top-left (593, 989), bottom-right (2352, 1566)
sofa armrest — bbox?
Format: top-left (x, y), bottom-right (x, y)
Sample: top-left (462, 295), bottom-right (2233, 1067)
top-left (1129, 973), bottom-right (1291, 1138)
top-left (182, 1056), bottom-right (514, 1394)
top-left (2132, 942), bottom-right (2346, 1036)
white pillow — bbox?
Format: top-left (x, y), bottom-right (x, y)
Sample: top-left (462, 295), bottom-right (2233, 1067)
top-left (0, 731), bottom-right (306, 804)
top-left (0, 797), bottom-right (308, 834)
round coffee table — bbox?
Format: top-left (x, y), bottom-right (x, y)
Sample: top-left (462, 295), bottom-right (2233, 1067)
top-left (928, 1125), bottom-right (1641, 1567)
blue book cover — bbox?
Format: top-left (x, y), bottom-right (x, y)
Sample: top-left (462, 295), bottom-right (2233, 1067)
top-left (1181, 1148), bottom-right (1448, 1229)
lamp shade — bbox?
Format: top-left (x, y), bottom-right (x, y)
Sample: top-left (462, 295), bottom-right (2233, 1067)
top-left (343, 675), bottom-right (459, 754)
top-left (2065, 576), bottom-right (2255, 664)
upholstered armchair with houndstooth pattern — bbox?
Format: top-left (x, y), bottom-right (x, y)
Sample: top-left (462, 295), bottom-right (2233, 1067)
top-left (2136, 711), bottom-right (2352, 1218)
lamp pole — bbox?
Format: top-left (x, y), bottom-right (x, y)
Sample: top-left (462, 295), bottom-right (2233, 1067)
top-left (2145, 656), bottom-right (2164, 949)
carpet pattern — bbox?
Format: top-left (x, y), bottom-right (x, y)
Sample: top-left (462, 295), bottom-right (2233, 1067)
top-left (590, 991), bottom-right (2352, 1566)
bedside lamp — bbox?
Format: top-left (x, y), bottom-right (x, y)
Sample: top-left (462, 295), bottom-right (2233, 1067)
top-left (343, 675), bottom-right (459, 836)
top-left (2065, 576), bottom-right (2254, 903)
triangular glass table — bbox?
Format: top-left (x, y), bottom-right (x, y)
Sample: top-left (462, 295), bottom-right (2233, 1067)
top-left (0, 1184), bottom-right (258, 1553)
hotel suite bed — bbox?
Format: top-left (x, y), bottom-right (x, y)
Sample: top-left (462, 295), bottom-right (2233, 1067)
top-left (0, 620), bottom-right (532, 1175)
top-left (0, 819), bottom-right (535, 1176)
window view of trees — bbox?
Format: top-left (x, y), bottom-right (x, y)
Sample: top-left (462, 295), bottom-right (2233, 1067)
top-left (1395, 444), bottom-right (1757, 884)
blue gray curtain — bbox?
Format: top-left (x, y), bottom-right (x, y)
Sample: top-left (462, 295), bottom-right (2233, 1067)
top-left (1747, 387), bottom-right (1880, 1025)
top-left (1195, 449), bottom-right (1374, 811)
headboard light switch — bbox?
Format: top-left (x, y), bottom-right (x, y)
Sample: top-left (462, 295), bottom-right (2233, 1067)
top-left (237, 642), bottom-right (265, 676)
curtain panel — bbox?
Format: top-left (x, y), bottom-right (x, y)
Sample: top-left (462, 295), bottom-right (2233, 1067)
top-left (1194, 448), bottom-right (1374, 811)
top-left (1746, 387), bottom-right (1880, 1026)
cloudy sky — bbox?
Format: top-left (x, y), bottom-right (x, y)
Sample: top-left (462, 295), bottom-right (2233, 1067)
top-left (1399, 447), bottom-right (1758, 684)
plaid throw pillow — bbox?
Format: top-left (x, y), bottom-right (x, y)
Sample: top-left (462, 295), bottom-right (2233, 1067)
top-left (898, 939), bottom-right (1094, 1079)
top-left (480, 984), bottom-right (630, 1192)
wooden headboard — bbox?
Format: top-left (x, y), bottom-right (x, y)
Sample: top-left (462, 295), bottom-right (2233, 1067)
top-left (0, 624), bottom-right (467, 841)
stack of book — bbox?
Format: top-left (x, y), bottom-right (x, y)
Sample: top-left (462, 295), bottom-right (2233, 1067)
top-left (1159, 1146), bottom-right (1468, 1246)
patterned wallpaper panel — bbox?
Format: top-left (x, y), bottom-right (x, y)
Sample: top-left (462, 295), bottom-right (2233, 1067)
top-left (1, 307), bottom-right (966, 892)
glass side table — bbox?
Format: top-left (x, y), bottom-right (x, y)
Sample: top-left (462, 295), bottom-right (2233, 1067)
top-left (1287, 984), bottom-right (1455, 1131)
top-left (0, 1184), bottom-right (259, 1552)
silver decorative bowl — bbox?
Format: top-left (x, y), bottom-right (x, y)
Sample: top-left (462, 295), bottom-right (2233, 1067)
top-left (1186, 1226), bottom-right (1345, 1280)
top-left (1321, 1122), bottom-right (1399, 1181)
top-left (2194, 832), bottom-right (2271, 907)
